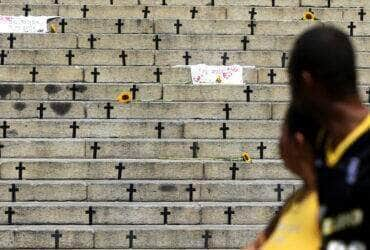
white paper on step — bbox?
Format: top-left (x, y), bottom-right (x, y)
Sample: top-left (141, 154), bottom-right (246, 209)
top-left (0, 16), bottom-right (58, 33)
top-left (174, 64), bottom-right (255, 85)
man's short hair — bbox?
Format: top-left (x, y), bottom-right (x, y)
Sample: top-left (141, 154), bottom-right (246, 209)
top-left (288, 25), bottom-right (358, 100)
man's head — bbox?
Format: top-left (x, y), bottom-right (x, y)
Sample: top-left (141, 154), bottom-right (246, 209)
top-left (289, 25), bottom-right (359, 115)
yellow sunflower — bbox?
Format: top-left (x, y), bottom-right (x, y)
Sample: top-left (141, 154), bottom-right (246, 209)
top-left (303, 11), bottom-right (315, 20)
top-left (241, 152), bottom-right (252, 163)
top-left (116, 91), bottom-right (132, 104)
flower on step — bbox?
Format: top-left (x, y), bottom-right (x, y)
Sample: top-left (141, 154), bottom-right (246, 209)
top-left (50, 24), bottom-right (57, 33)
top-left (215, 75), bottom-right (222, 83)
top-left (302, 10), bottom-right (316, 21)
top-left (241, 152), bottom-right (252, 163)
top-left (117, 91), bottom-right (132, 104)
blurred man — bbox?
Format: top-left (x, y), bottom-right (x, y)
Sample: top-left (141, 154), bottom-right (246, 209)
top-left (288, 26), bottom-right (370, 249)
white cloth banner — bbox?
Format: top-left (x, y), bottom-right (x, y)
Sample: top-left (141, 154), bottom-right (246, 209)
top-left (190, 64), bottom-right (245, 85)
top-left (0, 16), bottom-right (58, 33)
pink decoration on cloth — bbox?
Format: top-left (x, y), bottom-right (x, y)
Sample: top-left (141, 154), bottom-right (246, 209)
top-left (191, 64), bottom-right (244, 85)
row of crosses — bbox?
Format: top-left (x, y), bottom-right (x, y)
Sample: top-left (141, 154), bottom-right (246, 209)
top-left (0, 47), bottom-right (289, 67)
top-left (6, 161), bottom-right (267, 181)
top-left (17, 3), bottom-right (367, 21)
top-left (3, 202), bottom-right (283, 225)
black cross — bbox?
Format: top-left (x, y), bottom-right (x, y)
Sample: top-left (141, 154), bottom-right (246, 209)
top-left (268, 69), bottom-right (276, 84)
top-left (91, 67), bottom-right (100, 83)
top-left (30, 67), bottom-right (38, 82)
top-left (162, 0), bottom-right (167, 5)
top-left (186, 184), bottom-right (196, 201)
top-left (115, 162), bottom-right (125, 180)
top-left (190, 142), bottom-right (199, 158)
top-left (366, 88), bottom-right (370, 103)
top-left (224, 207), bottom-right (235, 225)
top-left (221, 52), bottom-right (229, 66)
top-left (327, 0), bottom-right (331, 7)
top-left (90, 142), bottom-right (100, 159)
top-left (88, 34), bottom-right (97, 49)
top-left (37, 103), bottom-right (46, 119)
top-left (142, 6), bottom-right (150, 18)
top-left (70, 121), bottom-right (79, 138)
top-left (348, 22), bottom-right (356, 37)
top-left (1, 121), bottom-right (10, 138)
top-left (126, 184), bottom-right (137, 202)
top-left (202, 231), bottom-right (212, 249)
top-left (257, 142), bottom-right (267, 159)
top-left (81, 5), bottom-right (89, 18)
top-left (155, 122), bottom-right (165, 139)
top-left (51, 230), bottom-right (62, 249)
top-left (115, 19), bottom-right (124, 34)
top-left (220, 123), bottom-right (229, 139)
top-left (15, 162), bottom-right (25, 180)
top-left (85, 206), bottom-right (96, 225)
top-left (229, 162), bottom-right (239, 180)
top-left (248, 20), bottom-right (256, 35)
top-left (104, 102), bottom-right (114, 119)
top-left (65, 50), bottom-right (74, 65)
top-left (5, 207), bottom-right (15, 225)
top-left (174, 19), bottom-right (182, 34)
top-left (274, 184), bottom-right (284, 201)
top-left (7, 34), bottom-right (16, 49)
top-left (359, 8), bottom-right (366, 21)
top-left (126, 231), bottom-right (136, 248)
top-left (243, 85), bottom-right (253, 102)
top-left (119, 50), bottom-right (128, 66)
top-left (190, 7), bottom-right (198, 19)
top-left (183, 51), bottom-right (192, 65)
top-left (0, 50), bottom-right (7, 65)
top-left (68, 84), bottom-right (79, 100)
top-left (241, 36), bottom-right (250, 51)
top-left (22, 4), bottom-right (31, 17)
top-left (281, 53), bottom-right (288, 68)
top-left (249, 7), bottom-right (257, 20)
top-left (272, 0), bottom-right (275, 7)
top-left (153, 35), bottom-right (161, 50)
top-left (130, 85), bottom-right (139, 99)
top-left (160, 207), bottom-right (171, 224)
top-left (0, 144), bottom-right (3, 158)
top-left (154, 68), bottom-right (162, 83)
top-left (210, 0), bottom-right (214, 6)
top-left (223, 103), bottom-right (232, 120)
top-left (59, 19), bottom-right (67, 33)
top-left (9, 184), bottom-right (19, 202)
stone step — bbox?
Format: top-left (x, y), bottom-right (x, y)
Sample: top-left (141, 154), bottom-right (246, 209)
top-left (0, 201), bottom-right (281, 225)
top-left (0, 159), bottom-right (294, 180)
top-left (1, 49), bottom-right (370, 68)
top-left (0, 180), bottom-right (300, 202)
top-left (0, 119), bottom-right (284, 139)
top-left (0, 83), bottom-right (291, 101)
top-left (0, 100), bottom-right (272, 119)
top-left (2, 0), bottom-right (369, 8)
top-left (0, 224), bottom-right (262, 249)
top-left (32, 19), bottom-right (368, 36)
top-left (1, 34), bottom-right (369, 52)
top-left (0, 66), bottom-right (370, 84)
top-left (3, 83), bottom-right (366, 102)
top-left (0, 138), bottom-right (280, 159)
top-left (0, 4), bottom-right (367, 21)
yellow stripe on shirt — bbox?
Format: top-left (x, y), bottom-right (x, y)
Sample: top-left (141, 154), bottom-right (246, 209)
top-left (326, 114), bottom-right (370, 167)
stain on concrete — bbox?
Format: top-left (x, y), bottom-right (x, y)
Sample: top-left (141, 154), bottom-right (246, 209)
top-left (50, 102), bottom-right (72, 116)
top-left (44, 84), bottom-right (62, 95)
top-left (159, 184), bottom-right (177, 192)
top-left (0, 85), bottom-right (12, 99)
top-left (13, 102), bottom-right (26, 111)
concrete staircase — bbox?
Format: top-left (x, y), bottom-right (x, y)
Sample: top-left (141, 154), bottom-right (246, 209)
top-left (0, 0), bottom-right (369, 249)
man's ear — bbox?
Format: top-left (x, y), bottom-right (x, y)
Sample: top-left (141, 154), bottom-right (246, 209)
top-left (294, 132), bottom-right (305, 147)
top-left (302, 71), bottom-right (315, 89)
